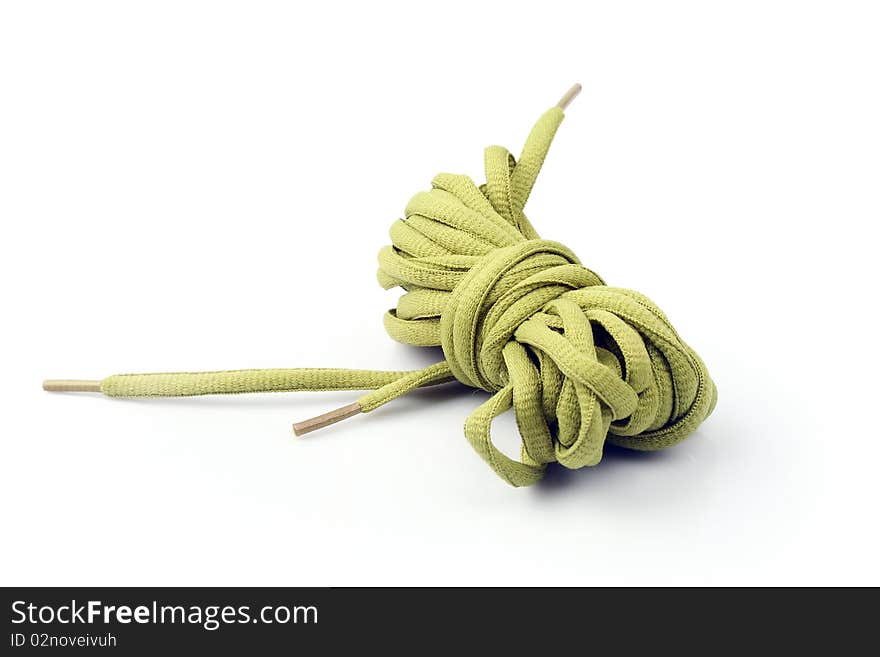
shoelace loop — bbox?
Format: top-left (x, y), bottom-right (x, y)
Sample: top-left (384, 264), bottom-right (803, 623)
top-left (375, 105), bottom-right (716, 484)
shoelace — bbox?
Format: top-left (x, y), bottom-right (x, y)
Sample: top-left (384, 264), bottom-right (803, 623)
top-left (45, 84), bottom-right (717, 487)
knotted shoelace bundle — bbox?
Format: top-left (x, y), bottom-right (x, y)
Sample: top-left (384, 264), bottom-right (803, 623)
top-left (46, 85), bottom-right (716, 487)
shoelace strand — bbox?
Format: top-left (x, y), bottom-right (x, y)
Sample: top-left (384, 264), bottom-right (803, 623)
top-left (44, 85), bottom-right (717, 487)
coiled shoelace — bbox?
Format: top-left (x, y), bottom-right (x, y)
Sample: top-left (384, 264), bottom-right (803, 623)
top-left (45, 85), bottom-right (717, 487)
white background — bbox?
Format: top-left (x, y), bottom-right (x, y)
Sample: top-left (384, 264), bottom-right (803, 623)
top-left (1, 1), bottom-right (878, 586)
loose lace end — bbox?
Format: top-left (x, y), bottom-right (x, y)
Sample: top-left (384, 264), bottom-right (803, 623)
top-left (43, 379), bottom-right (102, 393)
top-left (556, 83), bottom-right (582, 110)
top-left (293, 401), bottom-right (362, 437)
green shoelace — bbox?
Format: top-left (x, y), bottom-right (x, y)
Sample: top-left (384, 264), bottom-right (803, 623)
top-left (45, 85), bottom-right (717, 487)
